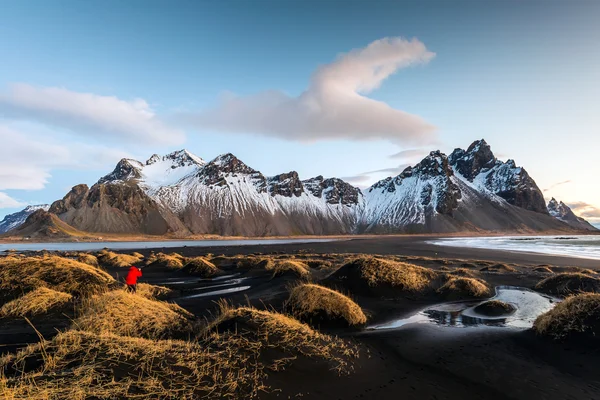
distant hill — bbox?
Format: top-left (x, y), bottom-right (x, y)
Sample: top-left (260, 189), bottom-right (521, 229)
top-left (0, 205), bottom-right (49, 234)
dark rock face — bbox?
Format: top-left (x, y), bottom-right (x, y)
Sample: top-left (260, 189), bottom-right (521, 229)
top-left (449, 139), bottom-right (496, 181)
top-left (49, 183), bottom-right (187, 235)
top-left (548, 198), bottom-right (598, 231)
top-left (268, 172), bottom-right (304, 197)
top-left (450, 139), bottom-right (548, 214)
top-left (97, 159), bottom-right (142, 184)
top-left (303, 176), bottom-right (361, 205)
top-left (49, 184), bottom-right (90, 214)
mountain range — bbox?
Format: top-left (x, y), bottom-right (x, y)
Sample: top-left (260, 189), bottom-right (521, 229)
top-left (2, 139), bottom-right (596, 238)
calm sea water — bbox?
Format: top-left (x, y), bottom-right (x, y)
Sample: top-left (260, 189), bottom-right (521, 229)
top-left (0, 238), bottom-right (339, 252)
top-left (429, 235), bottom-right (600, 260)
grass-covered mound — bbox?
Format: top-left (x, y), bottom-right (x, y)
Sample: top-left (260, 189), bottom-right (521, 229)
top-left (449, 268), bottom-right (479, 277)
top-left (182, 257), bottom-right (218, 277)
top-left (97, 250), bottom-right (142, 268)
top-left (326, 256), bottom-right (437, 297)
top-left (206, 303), bottom-right (359, 374)
top-left (436, 277), bottom-right (491, 300)
top-left (0, 287), bottom-right (72, 318)
top-left (534, 293), bottom-right (600, 342)
top-left (287, 284), bottom-right (367, 327)
top-left (266, 260), bottom-right (310, 278)
top-left (0, 255), bottom-right (115, 300)
top-left (146, 252), bottom-right (186, 269)
top-left (535, 273), bottom-right (600, 296)
top-left (0, 330), bottom-right (268, 399)
top-left (135, 283), bottom-right (172, 299)
top-left (474, 300), bottom-right (516, 316)
top-left (533, 266), bottom-right (554, 274)
top-left (76, 253), bottom-right (99, 267)
top-left (75, 290), bottom-right (193, 339)
top-left (479, 263), bottom-right (517, 273)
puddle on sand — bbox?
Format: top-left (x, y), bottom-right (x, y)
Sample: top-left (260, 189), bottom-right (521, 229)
top-left (183, 286), bottom-right (251, 299)
top-left (370, 286), bottom-right (559, 330)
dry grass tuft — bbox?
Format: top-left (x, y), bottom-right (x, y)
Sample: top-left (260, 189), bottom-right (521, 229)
top-left (136, 283), bottom-right (172, 299)
top-left (349, 256), bottom-right (437, 292)
top-left (449, 268), bottom-right (479, 277)
top-left (97, 251), bottom-right (142, 268)
top-left (76, 253), bottom-right (98, 267)
top-left (148, 252), bottom-right (186, 269)
top-left (206, 302), bottom-right (359, 374)
top-left (534, 293), bottom-right (600, 341)
top-left (266, 260), bottom-right (310, 278)
top-left (130, 252), bottom-right (144, 259)
top-left (535, 273), bottom-right (600, 296)
top-left (0, 255), bottom-right (115, 298)
top-left (479, 264), bottom-right (518, 273)
top-left (534, 266), bottom-right (554, 274)
top-left (182, 257), bottom-right (218, 277)
top-left (74, 290), bottom-right (193, 339)
top-left (437, 277), bottom-right (491, 300)
top-left (287, 284), bottom-right (366, 326)
top-left (0, 330), bottom-right (268, 399)
top-left (0, 288), bottom-right (72, 318)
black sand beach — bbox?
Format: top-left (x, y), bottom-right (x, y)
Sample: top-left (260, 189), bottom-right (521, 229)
top-left (1, 236), bottom-right (599, 399)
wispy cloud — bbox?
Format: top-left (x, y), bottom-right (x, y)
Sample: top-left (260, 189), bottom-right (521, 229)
top-left (0, 125), bottom-right (133, 191)
top-left (180, 37), bottom-right (436, 144)
top-left (567, 201), bottom-right (600, 219)
top-left (389, 149), bottom-right (427, 160)
top-left (0, 192), bottom-right (25, 209)
top-left (544, 180), bottom-right (572, 193)
top-left (0, 84), bottom-right (184, 145)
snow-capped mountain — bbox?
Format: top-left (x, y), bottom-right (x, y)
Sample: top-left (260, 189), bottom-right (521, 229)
top-left (548, 198), bottom-right (597, 231)
top-left (34, 140), bottom-right (593, 237)
top-left (0, 204), bottom-right (49, 233)
top-left (49, 150), bottom-right (363, 236)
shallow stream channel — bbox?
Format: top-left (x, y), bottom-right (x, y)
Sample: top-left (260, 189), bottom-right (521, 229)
top-left (369, 286), bottom-right (559, 330)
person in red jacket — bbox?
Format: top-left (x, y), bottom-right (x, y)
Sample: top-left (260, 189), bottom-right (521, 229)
top-left (125, 266), bottom-right (142, 293)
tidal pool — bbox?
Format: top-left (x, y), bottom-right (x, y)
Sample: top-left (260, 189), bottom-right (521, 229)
top-left (370, 286), bottom-right (559, 330)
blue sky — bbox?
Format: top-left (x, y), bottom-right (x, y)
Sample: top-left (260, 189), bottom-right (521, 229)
top-left (0, 0), bottom-right (599, 224)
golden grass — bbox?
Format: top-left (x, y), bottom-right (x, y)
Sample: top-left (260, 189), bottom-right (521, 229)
top-left (76, 253), bottom-right (98, 267)
top-left (437, 277), bottom-right (491, 300)
top-left (287, 284), bottom-right (367, 326)
top-left (0, 255), bottom-right (115, 297)
top-left (535, 273), bottom-right (600, 296)
top-left (350, 256), bottom-right (437, 292)
top-left (266, 260), bottom-right (310, 277)
top-left (534, 293), bottom-right (600, 341)
top-left (0, 330), bottom-right (268, 399)
top-left (206, 302), bottom-right (359, 374)
top-left (182, 257), bottom-right (218, 277)
top-left (533, 266), bottom-right (554, 273)
top-left (130, 252), bottom-right (144, 259)
top-left (97, 251), bottom-right (142, 268)
top-left (0, 288), bottom-right (72, 318)
top-left (147, 252), bottom-right (186, 269)
top-left (449, 268), bottom-right (479, 277)
top-left (479, 264), bottom-right (518, 273)
top-left (135, 283), bottom-right (172, 299)
top-left (74, 290), bottom-right (193, 339)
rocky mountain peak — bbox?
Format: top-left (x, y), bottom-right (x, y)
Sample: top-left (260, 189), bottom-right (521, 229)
top-left (97, 158), bottom-right (143, 184)
top-left (449, 139), bottom-right (497, 181)
top-left (547, 197), bottom-right (598, 231)
top-left (163, 149), bottom-right (205, 167)
top-left (413, 151), bottom-right (454, 177)
top-left (146, 154), bottom-right (161, 165)
top-left (303, 176), bottom-right (361, 205)
top-left (199, 153), bottom-right (265, 187)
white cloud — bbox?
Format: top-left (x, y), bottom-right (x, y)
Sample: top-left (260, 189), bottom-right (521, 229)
top-left (0, 126), bottom-right (133, 191)
top-left (0, 192), bottom-right (25, 208)
top-left (0, 84), bottom-right (184, 145)
top-left (181, 37), bottom-right (436, 144)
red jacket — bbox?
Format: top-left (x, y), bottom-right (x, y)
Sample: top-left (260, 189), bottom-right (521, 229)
top-left (125, 266), bottom-right (142, 285)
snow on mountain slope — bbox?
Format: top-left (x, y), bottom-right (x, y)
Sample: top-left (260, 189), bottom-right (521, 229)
top-left (0, 204), bottom-right (50, 234)
top-left (361, 151), bottom-right (460, 232)
top-left (449, 139), bottom-right (548, 214)
top-left (548, 198), bottom-right (598, 231)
